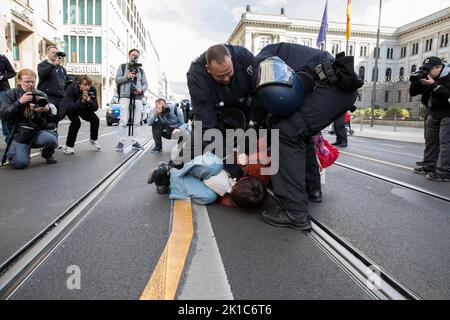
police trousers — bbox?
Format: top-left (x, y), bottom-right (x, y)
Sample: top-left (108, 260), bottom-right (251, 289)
top-left (271, 84), bottom-right (357, 216)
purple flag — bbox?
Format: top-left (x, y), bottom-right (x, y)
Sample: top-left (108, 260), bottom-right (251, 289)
top-left (316, 0), bottom-right (328, 49)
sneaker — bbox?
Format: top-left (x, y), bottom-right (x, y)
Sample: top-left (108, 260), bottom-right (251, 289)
top-left (151, 146), bottom-right (162, 153)
top-left (426, 172), bottom-right (450, 182)
top-left (45, 156), bottom-right (57, 164)
top-left (413, 166), bottom-right (434, 174)
top-left (132, 142), bottom-right (144, 150)
top-left (89, 139), bottom-right (101, 151)
top-left (115, 142), bottom-right (124, 152)
top-left (62, 146), bottom-right (75, 155)
top-left (416, 161), bottom-right (424, 166)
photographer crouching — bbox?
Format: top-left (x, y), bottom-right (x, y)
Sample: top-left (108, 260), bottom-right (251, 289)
top-left (60, 75), bottom-right (100, 155)
top-left (0, 69), bottom-right (58, 169)
top-left (115, 49), bottom-right (148, 151)
top-left (410, 56), bottom-right (450, 182)
top-left (147, 98), bottom-right (191, 153)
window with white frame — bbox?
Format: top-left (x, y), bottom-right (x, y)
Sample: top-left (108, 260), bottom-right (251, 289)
top-left (331, 43), bottom-right (340, 55)
top-left (441, 34), bottom-right (449, 48)
top-left (425, 39), bottom-right (433, 52)
top-left (412, 43), bottom-right (419, 55)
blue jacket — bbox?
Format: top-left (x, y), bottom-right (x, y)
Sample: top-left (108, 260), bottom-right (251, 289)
top-left (169, 153), bottom-right (223, 205)
top-left (147, 103), bottom-right (190, 132)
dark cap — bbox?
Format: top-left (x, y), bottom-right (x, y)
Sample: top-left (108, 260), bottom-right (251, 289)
top-left (422, 56), bottom-right (443, 70)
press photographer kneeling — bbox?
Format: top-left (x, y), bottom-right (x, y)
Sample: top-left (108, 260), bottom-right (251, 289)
top-left (147, 98), bottom-right (191, 153)
top-left (0, 69), bottom-right (58, 169)
top-left (60, 75), bottom-right (100, 154)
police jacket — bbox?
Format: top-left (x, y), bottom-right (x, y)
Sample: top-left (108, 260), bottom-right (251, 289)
top-left (187, 45), bottom-right (254, 131)
top-left (409, 63), bottom-right (450, 119)
top-left (60, 83), bottom-right (99, 115)
top-left (37, 60), bottom-right (70, 98)
top-left (0, 88), bottom-right (58, 143)
top-left (0, 55), bottom-right (16, 92)
top-left (147, 103), bottom-right (190, 132)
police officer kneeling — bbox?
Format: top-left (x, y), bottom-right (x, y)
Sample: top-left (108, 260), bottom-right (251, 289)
top-left (147, 98), bottom-right (191, 153)
top-left (1, 69), bottom-right (58, 169)
top-left (252, 43), bottom-right (361, 230)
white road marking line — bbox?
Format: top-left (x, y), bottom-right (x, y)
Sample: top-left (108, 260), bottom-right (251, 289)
top-left (339, 151), bottom-right (414, 171)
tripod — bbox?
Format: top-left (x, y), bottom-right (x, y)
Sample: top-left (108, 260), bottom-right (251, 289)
top-left (127, 92), bottom-right (136, 137)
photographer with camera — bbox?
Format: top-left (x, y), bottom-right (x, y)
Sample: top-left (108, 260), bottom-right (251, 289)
top-left (37, 46), bottom-right (72, 121)
top-left (59, 75), bottom-right (100, 155)
top-left (115, 49), bottom-right (148, 152)
top-left (410, 56), bottom-right (450, 182)
top-left (0, 69), bottom-right (58, 169)
top-left (147, 98), bottom-right (191, 153)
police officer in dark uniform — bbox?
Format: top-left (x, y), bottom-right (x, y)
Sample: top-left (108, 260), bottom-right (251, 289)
top-left (186, 44), bottom-right (254, 156)
top-left (252, 43), bottom-right (361, 230)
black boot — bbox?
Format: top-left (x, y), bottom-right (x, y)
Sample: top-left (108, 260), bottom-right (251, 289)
top-left (262, 208), bottom-right (312, 231)
top-left (308, 190), bottom-right (322, 202)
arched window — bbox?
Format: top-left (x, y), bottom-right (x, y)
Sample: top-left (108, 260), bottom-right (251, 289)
top-left (385, 68), bottom-right (392, 82)
top-left (411, 65), bottom-right (417, 73)
top-left (359, 66), bottom-right (365, 81)
top-left (372, 67), bottom-right (379, 82)
top-left (399, 67), bottom-right (405, 81)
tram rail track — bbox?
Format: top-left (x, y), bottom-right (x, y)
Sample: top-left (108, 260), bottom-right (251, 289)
top-left (268, 184), bottom-right (423, 300)
top-left (0, 138), bottom-right (154, 300)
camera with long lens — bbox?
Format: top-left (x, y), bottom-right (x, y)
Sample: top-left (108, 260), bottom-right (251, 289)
top-left (128, 58), bottom-right (143, 74)
top-left (56, 51), bottom-right (67, 59)
top-left (31, 91), bottom-right (49, 107)
top-left (409, 67), bottom-right (429, 84)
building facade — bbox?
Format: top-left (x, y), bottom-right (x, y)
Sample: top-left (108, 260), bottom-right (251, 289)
top-left (61, 0), bottom-right (165, 108)
top-left (0, 0), bottom-right (63, 83)
top-left (228, 6), bottom-right (450, 118)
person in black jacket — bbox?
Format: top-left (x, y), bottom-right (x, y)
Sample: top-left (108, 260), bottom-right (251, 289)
top-left (186, 44), bottom-right (254, 156)
top-left (37, 46), bottom-right (72, 120)
top-left (252, 43), bottom-right (360, 230)
top-left (0, 69), bottom-right (58, 169)
top-left (0, 53), bottom-right (17, 143)
top-left (59, 75), bottom-right (100, 155)
top-left (410, 56), bottom-right (450, 182)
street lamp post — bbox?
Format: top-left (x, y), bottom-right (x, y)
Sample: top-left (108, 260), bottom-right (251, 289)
top-left (371, 0), bottom-right (382, 127)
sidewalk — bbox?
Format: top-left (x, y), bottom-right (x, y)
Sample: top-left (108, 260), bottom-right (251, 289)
top-left (327, 123), bottom-right (425, 144)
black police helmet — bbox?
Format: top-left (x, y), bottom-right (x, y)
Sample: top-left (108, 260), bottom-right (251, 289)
top-left (254, 57), bottom-right (305, 117)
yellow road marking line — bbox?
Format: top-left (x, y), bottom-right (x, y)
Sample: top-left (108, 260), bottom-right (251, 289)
top-left (140, 199), bottom-right (193, 300)
top-left (339, 151), bottom-right (414, 171)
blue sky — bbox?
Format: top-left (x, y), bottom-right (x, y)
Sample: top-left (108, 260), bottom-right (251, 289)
top-left (136, 0), bottom-right (449, 98)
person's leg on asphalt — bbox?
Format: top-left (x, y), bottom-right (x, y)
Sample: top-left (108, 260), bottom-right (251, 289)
top-left (33, 130), bottom-right (58, 163)
top-left (131, 99), bottom-right (143, 149)
top-left (427, 117), bottom-right (450, 181)
top-left (79, 108), bottom-right (100, 150)
top-left (64, 111), bottom-right (81, 153)
top-left (151, 121), bottom-right (164, 152)
top-left (116, 98), bottom-right (130, 151)
top-left (415, 115), bottom-right (440, 174)
top-left (6, 139), bottom-right (31, 169)
top-left (265, 109), bottom-right (311, 230)
top-left (333, 113), bottom-right (347, 147)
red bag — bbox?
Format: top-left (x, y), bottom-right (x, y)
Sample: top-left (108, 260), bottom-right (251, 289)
top-left (313, 134), bottom-right (340, 170)
top-left (344, 111), bottom-right (351, 124)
